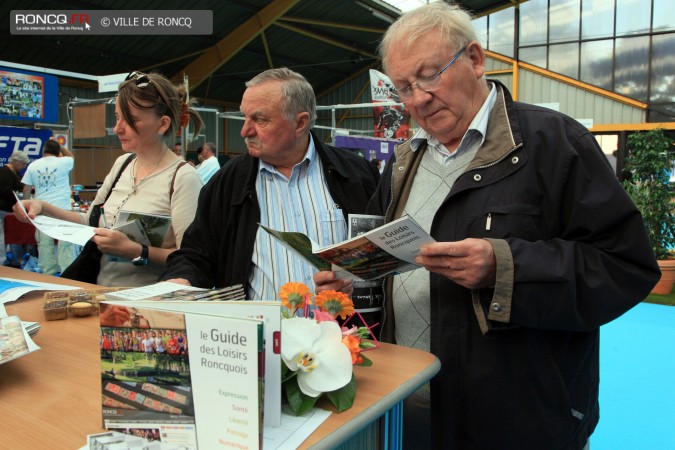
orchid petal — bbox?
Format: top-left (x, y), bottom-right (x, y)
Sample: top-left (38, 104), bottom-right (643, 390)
top-left (281, 318), bottom-right (353, 397)
top-left (294, 322), bottom-right (352, 396)
top-left (281, 318), bottom-right (320, 371)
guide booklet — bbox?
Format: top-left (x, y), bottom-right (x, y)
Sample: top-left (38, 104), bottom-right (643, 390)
top-left (260, 215), bottom-right (435, 281)
top-left (112, 211), bottom-right (172, 248)
top-left (100, 299), bottom-right (281, 449)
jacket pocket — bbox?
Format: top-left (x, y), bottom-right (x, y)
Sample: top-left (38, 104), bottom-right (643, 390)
top-left (481, 203), bottom-right (548, 239)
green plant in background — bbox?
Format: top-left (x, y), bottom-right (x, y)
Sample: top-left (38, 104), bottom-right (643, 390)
top-left (622, 128), bottom-right (675, 260)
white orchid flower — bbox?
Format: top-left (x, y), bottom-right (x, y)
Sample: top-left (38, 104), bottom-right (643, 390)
top-left (281, 317), bottom-right (353, 397)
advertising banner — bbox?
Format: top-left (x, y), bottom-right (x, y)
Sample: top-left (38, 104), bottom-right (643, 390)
top-left (0, 126), bottom-right (53, 164)
top-left (369, 69), bottom-right (409, 139)
top-left (0, 68), bottom-right (58, 123)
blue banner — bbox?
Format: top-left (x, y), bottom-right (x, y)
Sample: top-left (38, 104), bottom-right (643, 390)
top-left (0, 126), bottom-right (53, 164)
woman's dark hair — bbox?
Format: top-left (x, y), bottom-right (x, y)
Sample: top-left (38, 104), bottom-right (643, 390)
top-left (43, 140), bottom-right (61, 156)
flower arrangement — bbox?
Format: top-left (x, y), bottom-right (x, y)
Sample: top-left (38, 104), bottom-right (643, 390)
top-left (278, 282), bottom-right (378, 415)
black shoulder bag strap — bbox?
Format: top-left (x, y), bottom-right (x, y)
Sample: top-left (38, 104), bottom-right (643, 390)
top-left (61, 153), bottom-right (137, 283)
top-left (88, 153), bottom-right (136, 227)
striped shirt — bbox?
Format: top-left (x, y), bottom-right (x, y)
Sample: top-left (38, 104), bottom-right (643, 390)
top-left (248, 135), bottom-right (347, 300)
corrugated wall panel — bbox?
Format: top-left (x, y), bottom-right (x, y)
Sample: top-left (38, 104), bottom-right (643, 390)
top-left (489, 73), bottom-right (513, 88)
top-left (517, 71), bottom-right (644, 125)
top-left (485, 58), bottom-right (512, 72)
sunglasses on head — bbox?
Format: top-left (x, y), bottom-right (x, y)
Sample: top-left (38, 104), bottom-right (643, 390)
top-left (124, 71), bottom-right (169, 106)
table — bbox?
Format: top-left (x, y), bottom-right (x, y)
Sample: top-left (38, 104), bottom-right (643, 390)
top-left (0, 267), bottom-right (440, 449)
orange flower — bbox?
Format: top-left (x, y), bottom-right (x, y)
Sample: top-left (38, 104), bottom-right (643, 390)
top-left (315, 290), bottom-right (354, 320)
top-left (279, 282), bottom-right (313, 314)
top-left (342, 334), bottom-right (363, 365)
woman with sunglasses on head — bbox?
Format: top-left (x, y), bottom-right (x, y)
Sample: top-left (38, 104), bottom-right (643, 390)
top-left (14, 71), bottom-right (204, 287)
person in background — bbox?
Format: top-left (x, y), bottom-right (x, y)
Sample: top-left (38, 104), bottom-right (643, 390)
top-left (172, 142), bottom-right (182, 157)
top-left (0, 150), bottom-right (30, 265)
top-left (161, 67), bottom-right (379, 299)
top-left (370, 157), bottom-right (384, 174)
top-left (195, 141), bottom-right (220, 184)
top-left (314, 3), bottom-right (659, 449)
top-left (21, 139), bottom-right (76, 275)
top-left (15, 71), bottom-right (204, 287)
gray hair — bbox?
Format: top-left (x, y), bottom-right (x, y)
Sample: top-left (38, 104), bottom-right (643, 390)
top-left (379, 2), bottom-right (477, 73)
top-left (203, 141), bottom-right (216, 154)
top-left (9, 150), bottom-right (30, 165)
top-left (245, 67), bottom-right (317, 129)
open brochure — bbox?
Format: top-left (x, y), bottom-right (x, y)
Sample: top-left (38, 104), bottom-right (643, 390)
top-left (12, 194), bottom-right (173, 248)
top-left (113, 211), bottom-right (172, 248)
top-left (260, 215), bottom-right (436, 281)
top-left (100, 300), bottom-right (277, 448)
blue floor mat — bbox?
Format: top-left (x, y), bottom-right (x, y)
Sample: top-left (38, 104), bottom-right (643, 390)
top-left (593, 302), bottom-right (675, 449)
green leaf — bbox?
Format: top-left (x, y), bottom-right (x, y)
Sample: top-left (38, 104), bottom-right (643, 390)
top-left (325, 375), bottom-right (356, 412)
top-left (281, 363), bottom-right (296, 383)
top-left (284, 377), bottom-right (320, 416)
top-left (622, 128), bottom-right (675, 260)
top-left (357, 353), bottom-right (373, 366)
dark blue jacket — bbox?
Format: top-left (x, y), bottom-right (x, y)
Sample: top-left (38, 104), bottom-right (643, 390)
top-left (368, 81), bottom-right (659, 450)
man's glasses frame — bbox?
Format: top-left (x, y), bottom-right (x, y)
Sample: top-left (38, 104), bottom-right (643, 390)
top-left (395, 44), bottom-right (468, 101)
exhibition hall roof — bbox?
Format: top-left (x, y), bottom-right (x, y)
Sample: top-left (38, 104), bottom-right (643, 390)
top-left (0, 0), bottom-right (520, 106)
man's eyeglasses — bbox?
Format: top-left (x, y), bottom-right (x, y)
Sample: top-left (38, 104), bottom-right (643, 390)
top-left (394, 45), bottom-right (468, 101)
top-left (124, 71), bottom-right (169, 106)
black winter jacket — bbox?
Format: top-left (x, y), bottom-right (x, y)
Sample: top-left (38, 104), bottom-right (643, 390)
top-left (368, 81), bottom-right (660, 450)
top-left (162, 132), bottom-right (379, 289)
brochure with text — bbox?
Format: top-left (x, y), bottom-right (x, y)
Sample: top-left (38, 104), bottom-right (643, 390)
top-left (260, 215), bottom-right (435, 280)
top-left (100, 301), bottom-right (268, 449)
top-left (100, 298), bottom-right (281, 428)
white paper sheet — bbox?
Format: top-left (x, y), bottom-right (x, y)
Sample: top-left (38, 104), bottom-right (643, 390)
top-left (263, 406), bottom-right (332, 450)
top-left (13, 191), bottom-right (95, 246)
top-left (81, 407), bottom-right (332, 450)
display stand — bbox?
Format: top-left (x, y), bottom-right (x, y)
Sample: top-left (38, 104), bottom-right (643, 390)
top-left (0, 267), bottom-right (440, 449)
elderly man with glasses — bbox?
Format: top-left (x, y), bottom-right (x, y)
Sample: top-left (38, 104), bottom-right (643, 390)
top-left (315, 3), bottom-right (658, 449)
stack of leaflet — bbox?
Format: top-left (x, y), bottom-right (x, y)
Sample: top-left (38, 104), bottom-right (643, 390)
top-left (104, 282), bottom-right (246, 302)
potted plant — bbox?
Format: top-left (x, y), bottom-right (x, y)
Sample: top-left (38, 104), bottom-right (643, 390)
top-left (622, 128), bottom-right (675, 294)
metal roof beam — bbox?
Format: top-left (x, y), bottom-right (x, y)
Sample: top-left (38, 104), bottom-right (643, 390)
top-left (173, 0), bottom-right (299, 88)
top-left (274, 21), bottom-right (377, 58)
top-left (278, 16), bottom-right (387, 34)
